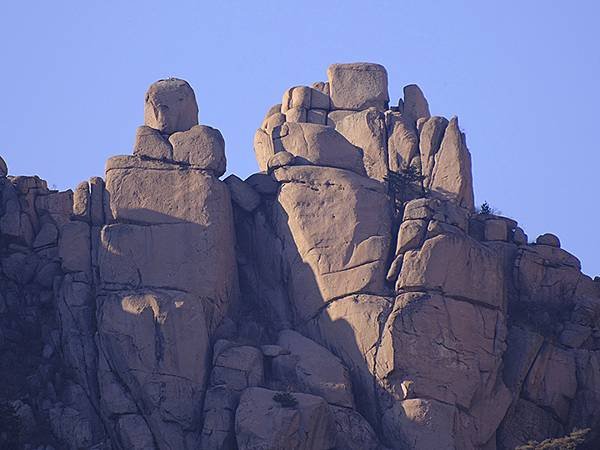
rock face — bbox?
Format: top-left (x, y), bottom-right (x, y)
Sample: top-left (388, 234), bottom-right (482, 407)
top-left (1, 64), bottom-right (599, 450)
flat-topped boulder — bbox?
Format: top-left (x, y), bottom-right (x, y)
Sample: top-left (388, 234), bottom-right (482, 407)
top-left (144, 78), bottom-right (199, 134)
top-left (327, 63), bottom-right (389, 111)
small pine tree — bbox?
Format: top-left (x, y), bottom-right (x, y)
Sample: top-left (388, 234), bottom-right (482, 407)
top-left (272, 392), bottom-right (298, 408)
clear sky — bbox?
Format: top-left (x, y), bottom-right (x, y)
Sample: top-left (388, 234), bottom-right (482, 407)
top-left (1, 1), bottom-right (598, 276)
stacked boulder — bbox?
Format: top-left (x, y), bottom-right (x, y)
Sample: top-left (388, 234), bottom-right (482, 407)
top-left (0, 64), bottom-right (599, 450)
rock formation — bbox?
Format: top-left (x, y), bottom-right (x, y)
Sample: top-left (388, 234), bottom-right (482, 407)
top-left (0, 66), bottom-right (599, 450)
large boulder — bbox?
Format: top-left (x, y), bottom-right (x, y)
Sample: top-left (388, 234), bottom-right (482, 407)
top-left (272, 122), bottom-right (366, 176)
top-left (429, 117), bottom-right (475, 210)
top-left (327, 63), bottom-right (389, 111)
top-left (144, 78), bottom-right (199, 134)
top-left (335, 108), bottom-right (388, 180)
top-left (235, 387), bottom-right (336, 450)
top-left (272, 329), bottom-right (354, 408)
top-left (271, 165), bottom-right (392, 320)
top-left (169, 125), bottom-right (226, 176)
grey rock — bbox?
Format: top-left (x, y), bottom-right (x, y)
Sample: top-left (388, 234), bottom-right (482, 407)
top-left (144, 78), bottom-right (199, 134)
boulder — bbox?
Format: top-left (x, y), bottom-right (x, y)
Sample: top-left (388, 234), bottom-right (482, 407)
top-left (235, 387), bottom-right (336, 450)
top-left (169, 125), bottom-right (226, 175)
top-left (484, 218), bottom-right (507, 241)
top-left (72, 181), bottom-right (90, 221)
top-left (272, 329), bottom-right (354, 408)
top-left (382, 398), bottom-right (456, 450)
top-left (386, 111), bottom-right (419, 171)
top-left (245, 173), bottom-right (279, 195)
top-left (306, 109), bottom-right (327, 125)
top-left (224, 174), bottom-right (261, 212)
top-left (418, 116), bottom-right (448, 187)
top-left (254, 128), bottom-right (275, 172)
top-left (211, 344), bottom-right (264, 392)
top-left (200, 385), bottom-right (238, 450)
top-left (272, 122), bottom-right (366, 176)
top-left (536, 233), bottom-right (561, 247)
top-left (327, 109), bottom-right (355, 127)
top-left (327, 63), bottom-right (389, 111)
top-left (98, 289), bottom-right (210, 448)
top-left (331, 405), bottom-right (379, 450)
top-left (285, 106), bottom-right (307, 123)
top-left (272, 165), bottom-right (392, 320)
top-left (133, 125), bottom-right (173, 160)
top-left (105, 156), bottom-right (230, 225)
top-left (513, 227), bottom-right (528, 245)
top-left (89, 176), bottom-right (105, 226)
top-left (59, 221), bottom-right (91, 274)
top-left (335, 108), bottom-right (388, 180)
top-left (402, 84), bottom-right (431, 125)
top-left (397, 233), bottom-right (505, 308)
top-left (267, 151), bottom-right (295, 171)
top-left (144, 78), bottom-right (198, 134)
top-left (430, 117), bottom-right (475, 210)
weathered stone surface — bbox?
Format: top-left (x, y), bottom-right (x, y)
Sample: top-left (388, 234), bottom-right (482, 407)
top-left (272, 329), bottom-right (354, 408)
top-left (285, 106), bottom-right (307, 123)
top-left (59, 221), bottom-right (90, 274)
top-left (382, 398), bottom-right (456, 450)
top-left (253, 128), bottom-right (274, 172)
top-left (98, 222), bottom-right (235, 324)
top-left (262, 112), bottom-right (286, 132)
top-left (419, 116), bottom-right (448, 187)
top-left (211, 344), bottom-right (264, 391)
top-left (328, 63), bottom-right (389, 111)
top-left (306, 108), bottom-right (327, 125)
top-left (331, 405), bottom-right (379, 450)
top-left (513, 226), bottom-right (528, 245)
top-left (272, 122), bottom-right (366, 176)
top-left (430, 117), bottom-right (475, 210)
top-left (245, 172), bottom-right (279, 195)
top-left (144, 78), bottom-right (198, 134)
top-left (402, 84), bottom-right (431, 125)
top-left (335, 108), bottom-right (388, 180)
top-left (397, 233), bottom-right (505, 308)
top-left (235, 387), bottom-right (336, 450)
top-left (307, 294), bottom-right (392, 423)
top-left (89, 176), bottom-right (105, 226)
top-left (267, 150), bottom-right (295, 171)
top-left (386, 111), bottom-right (419, 171)
top-left (536, 232), bottom-right (561, 247)
top-left (327, 109), bottom-right (355, 127)
top-left (485, 218), bottom-right (508, 241)
top-left (133, 125), bottom-right (173, 160)
top-left (200, 385), bottom-right (238, 450)
top-left (105, 156), bottom-right (230, 224)
top-left (72, 181), bottom-right (90, 221)
top-left (169, 125), bottom-right (226, 175)
top-left (523, 344), bottom-right (577, 422)
top-left (224, 174), bottom-right (261, 212)
top-left (395, 219), bottom-right (427, 256)
top-left (272, 165), bottom-right (392, 320)
top-left (98, 289), bottom-right (209, 448)
top-left (497, 398), bottom-right (564, 449)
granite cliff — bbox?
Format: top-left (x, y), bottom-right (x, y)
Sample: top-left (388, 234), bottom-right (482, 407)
top-left (0, 63), bottom-right (599, 450)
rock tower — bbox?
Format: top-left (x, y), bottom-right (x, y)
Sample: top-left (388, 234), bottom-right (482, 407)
top-left (0, 65), bottom-right (598, 450)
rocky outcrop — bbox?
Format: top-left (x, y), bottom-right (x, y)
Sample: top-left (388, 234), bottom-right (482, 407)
top-left (1, 64), bottom-right (599, 450)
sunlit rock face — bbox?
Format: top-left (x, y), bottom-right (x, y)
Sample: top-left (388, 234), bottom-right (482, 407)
top-left (1, 65), bottom-right (599, 450)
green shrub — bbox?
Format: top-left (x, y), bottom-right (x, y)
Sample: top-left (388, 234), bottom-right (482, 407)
top-left (516, 428), bottom-right (590, 450)
top-left (273, 392), bottom-right (298, 408)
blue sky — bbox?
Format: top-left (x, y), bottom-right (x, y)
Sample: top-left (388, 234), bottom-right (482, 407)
top-left (1, 1), bottom-right (598, 275)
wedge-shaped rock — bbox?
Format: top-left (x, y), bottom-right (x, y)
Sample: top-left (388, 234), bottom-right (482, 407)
top-left (224, 174), bottom-right (261, 212)
top-left (335, 108), bottom-right (388, 180)
top-left (272, 166), bottom-right (392, 320)
top-left (272, 122), bottom-right (366, 176)
top-left (272, 329), bottom-right (354, 408)
top-left (331, 406), bottom-right (380, 450)
top-left (133, 125), bottom-right (173, 160)
top-left (169, 125), bottom-right (226, 175)
top-left (144, 78), bottom-right (199, 134)
top-left (430, 117), bottom-right (475, 210)
top-left (235, 387), bottom-right (336, 450)
top-left (328, 63), bottom-right (389, 111)
top-left (419, 116), bottom-right (448, 187)
top-left (386, 111), bottom-right (419, 171)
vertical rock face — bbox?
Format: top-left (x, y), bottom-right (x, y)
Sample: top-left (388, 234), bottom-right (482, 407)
top-left (1, 64), bottom-right (600, 450)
